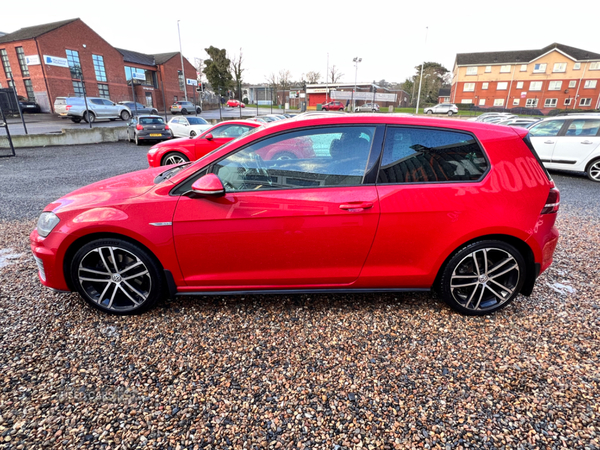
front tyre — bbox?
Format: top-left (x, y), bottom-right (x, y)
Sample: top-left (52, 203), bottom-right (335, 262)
top-left (439, 240), bottom-right (525, 315)
top-left (121, 110), bottom-right (131, 121)
top-left (162, 152), bottom-right (189, 166)
top-left (83, 111), bottom-right (96, 123)
top-left (70, 238), bottom-right (165, 315)
top-left (586, 158), bottom-right (600, 182)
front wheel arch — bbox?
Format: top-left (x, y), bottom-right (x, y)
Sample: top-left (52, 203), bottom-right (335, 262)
top-left (585, 157), bottom-right (600, 182)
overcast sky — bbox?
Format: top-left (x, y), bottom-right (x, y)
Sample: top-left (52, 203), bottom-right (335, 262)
top-left (2, 0), bottom-right (598, 85)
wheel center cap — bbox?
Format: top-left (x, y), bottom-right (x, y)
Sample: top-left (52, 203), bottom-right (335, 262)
top-left (479, 275), bottom-right (489, 284)
top-left (111, 274), bottom-right (122, 283)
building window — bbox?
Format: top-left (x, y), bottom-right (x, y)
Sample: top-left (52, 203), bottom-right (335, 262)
top-left (482, 83), bottom-right (489, 90)
top-left (497, 82), bottom-right (508, 90)
top-left (92, 55), bottom-right (107, 82)
top-left (460, 99), bottom-right (473, 104)
top-left (584, 80), bottom-right (597, 89)
top-left (569, 80), bottom-right (577, 88)
top-left (526, 99), bottom-right (539, 107)
top-left (520, 64), bottom-right (527, 72)
top-left (494, 99), bottom-right (504, 106)
top-left (573, 63), bottom-right (581, 70)
top-left (544, 98), bottom-right (557, 107)
top-left (0, 49), bottom-right (12, 78)
top-left (530, 81), bottom-right (543, 91)
top-left (124, 66), bottom-right (156, 87)
top-left (485, 66), bottom-right (491, 73)
top-left (513, 99), bottom-right (520, 106)
top-left (463, 83), bottom-right (475, 92)
top-left (500, 65), bottom-right (511, 73)
top-left (66, 49), bottom-right (82, 79)
top-left (589, 62), bottom-right (600, 70)
top-left (98, 83), bottom-right (110, 99)
top-left (479, 99), bottom-right (485, 105)
top-left (72, 80), bottom-right (86, 97)
top-left (516, 81), bottom-right (524, 89)
top-left (533, 63), bottom-right (547, 73)
top-left (553, 63), bottom-right (567, 73)
top-left (580, 98), bottom-right (592, 106)
top-left (23, 79), bottom-right (35, 101)
top-left (466, 67), bottom-right (477, 75)
top-left (564, 98), bottom-right (572, 106)
top-left (15, 47), bottom-right (29, 77)
top-left (548, 81), bottom-right (562, 91)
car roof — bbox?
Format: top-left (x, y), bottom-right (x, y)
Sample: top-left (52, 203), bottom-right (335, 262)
top-left (538, 114), bottom-right (600, 121)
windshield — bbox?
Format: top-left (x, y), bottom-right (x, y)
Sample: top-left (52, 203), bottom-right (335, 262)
top-left (188, 117), bottom-right (208, 125)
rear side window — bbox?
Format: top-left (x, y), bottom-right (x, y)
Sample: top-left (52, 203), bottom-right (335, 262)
top-left (378, 127), bottom-right (488, 184)
top-left (565, 119), bottom-right (600, 136)
top-left (529, 120), bottom-right (565, 137)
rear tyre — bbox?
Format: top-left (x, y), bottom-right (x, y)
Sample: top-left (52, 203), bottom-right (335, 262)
top-left (181, 108), bottom-right (188, 115)
top-left (426, 110), bottom-right (433, 115)
top-left (151, 109), bottom-right (159, 115)
top-left (447, 111), bottom-right (454, 116)
top-left (162, 152), bottom-right (189, 166)
top-left (196, 107), bottom-right (202, 114)
top-left (121, 110), bottom-right (131, 121)
top-left (83, 111), bottom-right (96, 123)
top-left (439, 240), bottom-right (525, 315)
top-left (190, 130), bottom-right (197, 137)
top-left (70, 238), bottom-right (164, 315)
top-left (586, 158), bottom-right (600, 182)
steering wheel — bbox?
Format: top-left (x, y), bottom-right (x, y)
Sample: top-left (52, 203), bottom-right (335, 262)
top-left (250, 153), bottom-right (273, 186)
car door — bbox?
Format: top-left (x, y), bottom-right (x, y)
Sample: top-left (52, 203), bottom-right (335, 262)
top-left (102, 99), bottom-right (119, 118)
top-left (172, 125), bottom-right (382, 287)
top-left (89, 99), bottom-right (105, 118)
top-left (170, 117), bottom-right (183, 137)
top-left (549, 118), bottom-right (600, 169)
top-left (529, 119), bottom-right (568, 164)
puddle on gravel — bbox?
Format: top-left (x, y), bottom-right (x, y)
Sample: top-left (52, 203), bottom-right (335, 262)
top-left (0, 248), bottom-right (25, 269)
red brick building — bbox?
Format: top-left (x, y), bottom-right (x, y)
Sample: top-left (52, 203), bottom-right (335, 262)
top-left (0, 18), bottom-right (197, 113)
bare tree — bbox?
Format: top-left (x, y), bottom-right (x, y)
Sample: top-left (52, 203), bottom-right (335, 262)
top-left (265, 73), bottom-right (278, 104)
top-left (305, 71), bottom-right (321, 83)
top-left (230, 49), bottom-right (244, 100)
top-left (329, 65), bottom-right (344, 83)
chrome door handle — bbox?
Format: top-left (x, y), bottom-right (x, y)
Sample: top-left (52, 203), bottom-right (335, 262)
top-left (544, 140), bottom-right (555, 144)
top-left (581, 140), bottom-right (594, 144)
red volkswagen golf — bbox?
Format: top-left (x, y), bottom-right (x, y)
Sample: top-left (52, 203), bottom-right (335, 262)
top-left (31, 115), bottom-right (560, 316)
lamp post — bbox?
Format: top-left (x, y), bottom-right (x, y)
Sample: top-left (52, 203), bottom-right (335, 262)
top-left (177, 20), bottom-right (187, 101)
top-left (352, 57), bottom-right (362, 112)
top-left (415, 26), bottom-right (429, 114)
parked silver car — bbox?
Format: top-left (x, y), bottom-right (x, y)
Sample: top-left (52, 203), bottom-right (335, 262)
top-left (63, 97), bottom-right (131, 123)
top-left (424, 103), bottom-right (458, 116)
top-left (355, 103), bottom-right (380, 113)
top-left (118, 101), bottom-right (158, 116)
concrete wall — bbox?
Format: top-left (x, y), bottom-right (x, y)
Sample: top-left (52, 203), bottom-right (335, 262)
top-left (0, 126), bottom-right (128, 148)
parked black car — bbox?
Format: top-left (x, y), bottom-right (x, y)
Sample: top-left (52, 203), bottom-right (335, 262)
top-left (18, 95), bottom-right (41, 113)
top-left (126, 115), bottom-right (172, 145)
top-left (118, 101), bottom-right (159, 115)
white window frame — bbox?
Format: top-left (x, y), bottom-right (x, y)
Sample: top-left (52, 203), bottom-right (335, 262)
top-left (568, 80), bottom-right (577, 88)
top-left (589, 62), bottom-right (600, 70)
top-left (513, 99), bottom-right (520, 106)
top-left (526, 99), bottom-right (539, 107)
top-left (500, 65), bottom-right (511, 73)
top-left (461, 99), bottom-right (473, 104)
top-left (580, 98), bottom-right (592, 106)
top-left (520, 64), bottom-right (527, 72)
top-left (497, 82), bottom-right (508, 90)
top-left (544, 98), bottom-right (557, 107)
top-left (530, 81), bottom-right (543, 91)
top-left (466, 67), bottom-right (478, 75)
top-left (516, 81), bottom-right (524, 89)
top-left (478, 99), bottom-right (486, 105)
top-left (548, 81), bottom-right (562, 91)
top-left (553, 63), bottom-right (567, 73)
top-left (463, 83), bottom-right (475, 92)
top-left (485, 66), bottom-right (491, 73)
top-left (564, 98), bottom-right (572, 106)
top-left (584, 80), bottom-right (597, 89)
top-left (494, 99), bottom-right (504, 106)
top-left (573, 63), bottom-right (581, 70)
top-left (482, 82), bottom-right (489, 90)
top-left (533, 63), bottom-right (547, 73)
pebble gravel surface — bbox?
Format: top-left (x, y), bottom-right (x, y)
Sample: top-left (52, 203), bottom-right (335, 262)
top-left (0, 144), bottom-right (599, 449)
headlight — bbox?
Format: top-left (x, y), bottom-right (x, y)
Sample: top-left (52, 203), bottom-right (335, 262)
top-left (37, 212), bottom-right (60, 237)
top-left (148, 146), bottom-right (158, 155)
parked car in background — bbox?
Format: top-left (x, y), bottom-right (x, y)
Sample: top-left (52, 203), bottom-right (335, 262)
top-left (496, 117), bottom-right (541, 128)
top-left (147, 120), bottom-right (261, 166)
top-left (355, 103), bottom-right (380, 113)
top-left (529, 114), bottom-right (600, 182)
top-left (510, 107), bottom-right (544, 116)
top-left (31, 115), bottom-right (560, 316)
top-left (480, 114), bottom-right (518, 124)
top-left (126, 115), bottom-right (172, 145)
top-left (118, 101), bottom-right (158, 115)
top-left (65, 97), bottom-right (131, 123)
top-left (168, 116), bottom-right (211, 138)
top-left (470, 112), bottom-right (515, 122)
top-left (170, 101), bottom-right (202, 115)
top-left (18, 95), bottom-right (41, 113)
top-left (321, 101), bottom-right (345, 111)
top-left (227, 99), bottom-right (245, 108)
top-left (424, 103), bottom-right (458, 116)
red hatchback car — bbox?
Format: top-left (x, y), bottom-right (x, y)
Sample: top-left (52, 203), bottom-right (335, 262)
top-left (226, 99), bottom-right (245, 108)
top-left (147, 120), bottom-right (260, 166)
top-left (321, 101), bottom-right (346, 111)
top-left (31, 115), bottom-right (560, 316)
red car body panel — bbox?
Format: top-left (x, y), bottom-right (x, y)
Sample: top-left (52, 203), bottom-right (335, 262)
top-left (322, 101), bottom-right (345, 111)
top-left (31, 115), bottom-right (559, 301)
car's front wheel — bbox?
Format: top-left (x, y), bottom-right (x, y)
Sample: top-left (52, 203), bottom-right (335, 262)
top-left (439, 240), bottom-right (525, 315)
top-left (447, 111), bottom-right (454, 116)
top-left (162, 152), bottom-right (189, 166)
top-left (83, 111), bottom-right (96, 123)
top-left (190, 130), bottom-right (197, 137)
top-left (426, 110), bottom-right (433, 114)
top-left (586, 158), bottom-right (600, 182)
top-left (121, 110), bottom-right (131, 121)
top-left (181, 108), bottom-right (188, 115)
top-left (70, 238), bottom-right (165, 315)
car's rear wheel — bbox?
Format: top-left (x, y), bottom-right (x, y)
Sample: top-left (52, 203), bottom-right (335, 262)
top-left (190, 130), bottom-right (197, 137)
top-left (181, 108), bottom-right (188, 115)
top-left (447, 111), bottom-right (454, 116)
top-left (439, 240), bottom-right (525, 315)
top-left (586, 158), bottom-right (600, 182)
top-left (162, 152), bottom-right (189, 166)
top-left (71, 117), bottom-right (82, 123)
top-left (70, 238), bottom-right (165, 315)
top-left (121, 110), bottom-right (131, 121)
top-left (151, 109), bottom-right (159, 115)
top-left (426, 110), bottom-right (433, 115)
top-left (196, 107), bottom-right (202, 113)
top-left (83, 111), bottom-right (96, 123)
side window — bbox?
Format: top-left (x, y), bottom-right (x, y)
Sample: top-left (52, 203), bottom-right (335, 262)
top-left (529, 120), bottom-right (565, 137)
top-left (565, 119), bottom-right (600, 137)
top-left (378, 127), bottom-right (488, 184)
top-left (90, 99), bottom-right (103, 105)
top-left (210, 125), bottom-right (234, 138)
top-left (211, 126), bottom-right (375, 191)
top-left (102, 99), bottom-right (114, 106)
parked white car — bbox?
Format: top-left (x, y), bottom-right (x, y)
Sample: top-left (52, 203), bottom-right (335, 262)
top-left (424, 103), bottom-right (458, 116)
top-left (529, 114), bottom-right (600, 182)
top-left (168, 116), bottom-right (212, 138)
top-left (56, 97), bottom-right (131, 123)
top-left (355, 103), bottom-right (380, 113)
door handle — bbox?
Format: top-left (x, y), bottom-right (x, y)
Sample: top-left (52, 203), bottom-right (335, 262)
top-left (339, 202), bottom-right (374, 211)
top-left (544, 140), bottom-right (555, 144)
top-left (581, 140), bottom-right (594, 144)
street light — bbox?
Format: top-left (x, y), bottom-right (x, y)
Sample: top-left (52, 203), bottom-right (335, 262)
top-left (352, 57), bottom-right (362, 112)
top-left (177, 20), bottom-right (187, 101)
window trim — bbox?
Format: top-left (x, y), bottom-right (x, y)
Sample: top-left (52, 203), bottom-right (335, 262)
top-left (548, 81), bottom-right (562, 91)
top-left (552, 62), bottom-right (567, 73)
top-left (466, 67), bottom-right (477, 76)
top-left (579, 98), bottom-right (592, 106)
top-left (544, 98), bottom-right (557, 108)
top-left (463, 83), bottom-right (475, 92)
top-left (496, 82), bottom-right (508, 90)
top-left (583, 80), bottom-right (597, 89)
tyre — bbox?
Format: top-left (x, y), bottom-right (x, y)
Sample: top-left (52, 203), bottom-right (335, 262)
top-left (162, 152), bottom-right (189, 166)
top-left (586, 158), bottom-right (600, 182)
top-left (273, 151), bottom-right (297, 161)
top-left (71, 117), bottom-right (82, 123)
top-left (426, 110), bottom-right (433, 115)
top-left (439, 240), bottom-right (525, 315)
top-left (83, 111), bottom-right (96, 123)
top-left (151, 109), bottom-right (159, 115)
top-left (135, 133), bottom-right (140, 146)
top-left (190, 130), bottom-right (197, 137)
top-left (447, 111), bottom-right (454, 116)
top-left (121, 110), bottom-right (131, 121)
top-left (196, 107), bottom-right (202, 114)
top-left (181, 108), bottom-right (188, 115)
top-left (70, 238), bottom-right (165, 315)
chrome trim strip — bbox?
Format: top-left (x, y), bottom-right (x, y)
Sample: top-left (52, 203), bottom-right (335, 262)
top-left (149, 222), bottom-right (173, 227)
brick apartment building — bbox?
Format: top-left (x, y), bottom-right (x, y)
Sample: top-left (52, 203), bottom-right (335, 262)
top-left (0, 18), bottom-right (197, 113)
top-left (451, 43), bottom-right (600, 113)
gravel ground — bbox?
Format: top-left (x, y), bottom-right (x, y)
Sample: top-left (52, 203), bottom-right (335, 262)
top-left (0, 146), bottom-right (599, 449)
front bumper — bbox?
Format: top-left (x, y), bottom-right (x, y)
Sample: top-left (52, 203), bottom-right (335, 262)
top-left (30, 228), bottom-right (71, 292)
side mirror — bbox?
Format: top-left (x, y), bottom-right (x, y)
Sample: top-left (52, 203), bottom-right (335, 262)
top-left (205, 133), bottom-right (213, 141)
top-left (190, 174), bottom-right (225, 196)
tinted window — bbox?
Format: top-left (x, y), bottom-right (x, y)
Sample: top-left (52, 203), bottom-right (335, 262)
top-left (140, 117), bottom-right (165, 125)
top-left (212, 126), bottom-right (375, 191)
top-left (565, 119), bottom-right (600, 136)
top-left (90, 99), bottom-right (104, 105)
top-left (378, 127), bottom-right (488, 183)
top-left (188, 117), bottom-right (208, 125)
top-left (529, 120), bottom-right (565, 137)
top-left (211, 124), bottom-right (254, 138)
